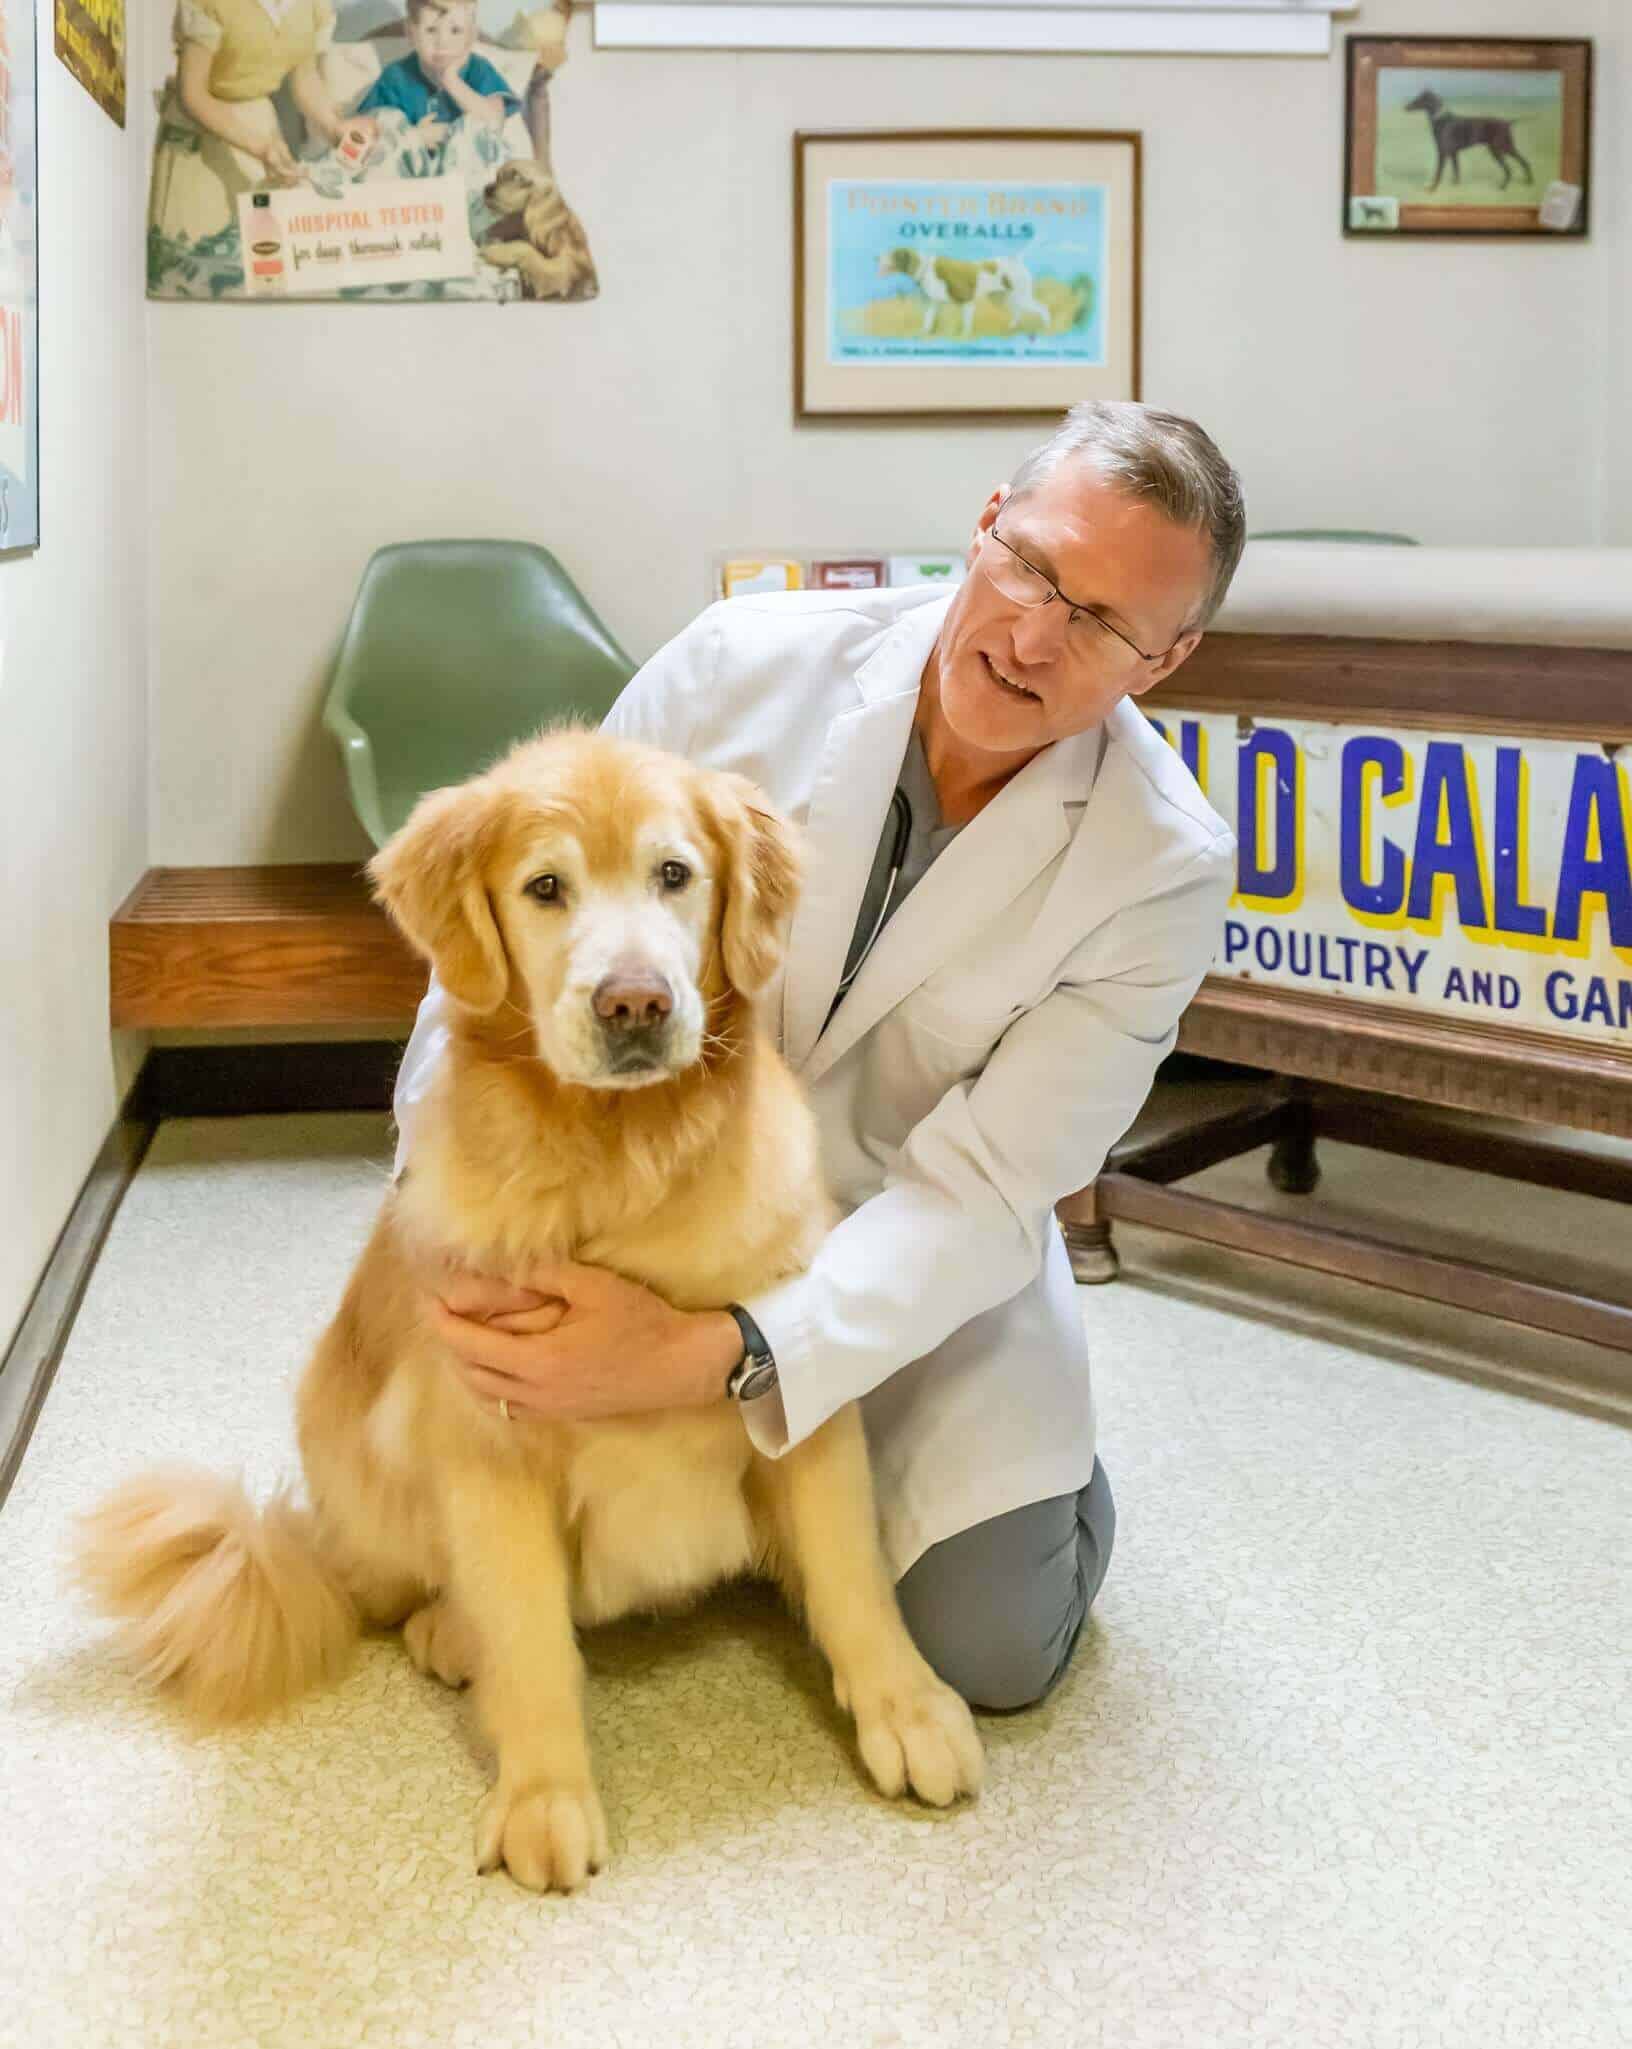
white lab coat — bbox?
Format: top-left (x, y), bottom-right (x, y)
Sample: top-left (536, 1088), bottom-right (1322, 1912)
top-left (393, 584), bottom-right (1235, 1580)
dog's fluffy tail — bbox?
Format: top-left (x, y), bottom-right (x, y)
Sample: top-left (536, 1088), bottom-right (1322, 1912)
top-left (66, 1465), bottom-right (360, 1730)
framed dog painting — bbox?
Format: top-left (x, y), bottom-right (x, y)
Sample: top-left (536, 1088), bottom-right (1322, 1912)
top-left (145, 0), bottom-right (598, 302)
top-left (1345, 36), bottom-right (1592, 238)
top-left (794, 130), bottom-right (1141, 420)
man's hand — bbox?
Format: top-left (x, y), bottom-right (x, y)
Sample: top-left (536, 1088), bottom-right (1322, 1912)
top-left (423, 1257), bottom-right (742, 1423)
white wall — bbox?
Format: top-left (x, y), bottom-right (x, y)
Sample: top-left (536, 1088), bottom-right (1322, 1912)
top-left (0, 0), bottom-right (149, 1352)
top-left (1602, 11), bottom-right (1631, 543)
top-left (147, 0), bottom-right (1625, 867)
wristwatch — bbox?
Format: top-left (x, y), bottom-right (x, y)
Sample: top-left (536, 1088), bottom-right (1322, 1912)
top-left (723, 1303), bottom-right (779, 1403)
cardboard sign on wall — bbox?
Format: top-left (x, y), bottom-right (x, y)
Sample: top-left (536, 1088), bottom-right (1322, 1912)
top-left (146, 0), bottom-right (597, 304)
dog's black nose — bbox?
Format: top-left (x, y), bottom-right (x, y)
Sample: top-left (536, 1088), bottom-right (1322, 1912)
top-left (593, 970), bottom-right (673, 1033)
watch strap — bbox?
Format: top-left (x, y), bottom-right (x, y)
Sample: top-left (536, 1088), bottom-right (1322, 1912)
top-left (723, 1303), bottom-right (778, 1402)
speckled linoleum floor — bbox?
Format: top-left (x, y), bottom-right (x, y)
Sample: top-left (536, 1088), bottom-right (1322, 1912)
top-left (2, 1092), bottom-right (1628, 2049)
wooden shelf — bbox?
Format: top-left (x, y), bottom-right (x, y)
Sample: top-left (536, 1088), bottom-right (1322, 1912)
top-left (110, 864), bottom-right (427, 1028)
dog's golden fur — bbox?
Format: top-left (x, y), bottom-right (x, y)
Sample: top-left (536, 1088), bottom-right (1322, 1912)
top-left (70, 727), bottom-right (982, 1892)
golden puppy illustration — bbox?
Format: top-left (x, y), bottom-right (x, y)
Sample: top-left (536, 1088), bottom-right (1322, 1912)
top-left (480, 160), bottom-right (597, 300)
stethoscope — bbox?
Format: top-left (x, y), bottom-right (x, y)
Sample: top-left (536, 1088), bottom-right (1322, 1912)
top-left (834, 787), bottom-right (914, 1000)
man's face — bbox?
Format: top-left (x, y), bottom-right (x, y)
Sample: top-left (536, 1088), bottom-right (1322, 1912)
top-left (410, 2), bottom-right (476, 73)
top-left (932, 460), bottom-right (1214, 759)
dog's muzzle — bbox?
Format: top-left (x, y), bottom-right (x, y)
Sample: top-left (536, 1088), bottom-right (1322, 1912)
top-left (592, 968), bottom-right (675, 1073)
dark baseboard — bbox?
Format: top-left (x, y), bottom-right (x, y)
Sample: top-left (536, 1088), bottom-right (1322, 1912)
top-left (128, 1039), bottom-right (407, 1119)
top-left (0, 1108), bottom-right (158, 1514)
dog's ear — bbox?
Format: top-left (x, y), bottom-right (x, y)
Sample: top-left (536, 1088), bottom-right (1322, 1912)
top-left (701, 770), bottom-right (802, 999)
top-left (367, 782), bottom-right (511, 1013)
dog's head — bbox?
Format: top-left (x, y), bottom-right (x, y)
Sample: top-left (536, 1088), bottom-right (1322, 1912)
top-left (485, 160), bottom-right (553, 212)
top-left (877, 247), bottom-right (915, 280)
top-left (1405, 90), bottom-right (1442, 114)
top-left (369, 728), bottom-right (800, 1091)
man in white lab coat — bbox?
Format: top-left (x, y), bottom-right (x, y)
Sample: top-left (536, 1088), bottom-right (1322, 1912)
top-left (397, 400), bottom-right (1244, 1712)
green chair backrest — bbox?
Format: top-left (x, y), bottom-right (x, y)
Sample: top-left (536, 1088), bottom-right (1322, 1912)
top-left (1249, 529), bottom-right (1420, 545)
top-left (323, 540), bottom-right (638, 847)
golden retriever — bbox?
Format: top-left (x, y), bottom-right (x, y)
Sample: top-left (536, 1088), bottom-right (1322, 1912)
top-left (69, 727), bottom-right (983, 1893)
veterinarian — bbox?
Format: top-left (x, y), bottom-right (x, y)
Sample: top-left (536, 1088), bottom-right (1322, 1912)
top-left (396, 399), bottom-right (1244, 1714)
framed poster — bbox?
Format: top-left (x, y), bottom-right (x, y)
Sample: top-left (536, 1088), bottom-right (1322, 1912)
top-left (1345, 35), bottom-right (1592, 238)
top-left (55, 0), bottom-right (124, 126)
top-left (795, 129), bottom-right (1140, 419)
top-left (145, 0), bottom-right (599, 303)
top-left (0, 0), bottom-right (38, 550)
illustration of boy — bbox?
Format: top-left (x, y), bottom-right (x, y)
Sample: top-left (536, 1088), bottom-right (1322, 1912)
top-left (352, 0), bottom-right (521, 150)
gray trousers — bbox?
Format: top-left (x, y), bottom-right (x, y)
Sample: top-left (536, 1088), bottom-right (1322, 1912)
top-left (893, 1456), bottom-right (1115, 1713)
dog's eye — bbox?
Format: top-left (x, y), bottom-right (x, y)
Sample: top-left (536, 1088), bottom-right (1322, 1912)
top-left (525, 874), bottom-right (562, 904)
top-left (660, 861), bottom-right (691, 891)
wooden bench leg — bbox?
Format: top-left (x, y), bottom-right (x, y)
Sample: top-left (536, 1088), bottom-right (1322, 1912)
top-left (1058, 1182), bottom-right (1120, 1285)
top-left (1268, 1086), bottom-right (1321, 1196)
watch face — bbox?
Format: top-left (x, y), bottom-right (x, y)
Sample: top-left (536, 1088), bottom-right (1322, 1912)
top-left (737, 1360), bottom-right (778, 1402)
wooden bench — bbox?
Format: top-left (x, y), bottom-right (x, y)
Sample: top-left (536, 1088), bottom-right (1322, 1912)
top-left (110, 864), bottom-right (424, 1029)
top-left (1057, 997), bottom-right (1632, 1355)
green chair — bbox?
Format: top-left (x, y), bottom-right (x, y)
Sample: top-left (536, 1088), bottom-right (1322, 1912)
top-left (323, 540), bottom-right (637, 848)
top-left (1249, 528), bottom-right (1420, 545)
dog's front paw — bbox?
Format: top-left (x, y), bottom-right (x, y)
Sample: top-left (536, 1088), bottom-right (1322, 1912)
top-left (474, 1775), bottom-right (609, 1893)
top-left (848, 1667), bottom-right (985, 1807)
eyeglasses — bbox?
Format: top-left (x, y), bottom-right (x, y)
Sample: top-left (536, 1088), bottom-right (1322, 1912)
top-left (982, 525), bottom-right (1185, 666)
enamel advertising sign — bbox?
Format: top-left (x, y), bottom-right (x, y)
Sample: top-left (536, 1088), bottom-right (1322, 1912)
top-left (1148, 713), bottom-right (1632, 1046)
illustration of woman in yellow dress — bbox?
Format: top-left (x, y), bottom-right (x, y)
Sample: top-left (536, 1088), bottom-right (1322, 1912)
top-left (147, 0), bottom-right (367, 296)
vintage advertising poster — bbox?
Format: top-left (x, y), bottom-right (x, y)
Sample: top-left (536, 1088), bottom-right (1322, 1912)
top-left (1149, 713), bottom-right (1632, 1048)
top-left (55, 0), bottom-right (125, 126)
top-left (829, 179), bottom-right (1107, 366)
top-left (0, 0), bottom-right (38, 550)
top-left (146, 0), bottom-right (597, 302)
top-left (796, 131), bottom-right (1140, 420)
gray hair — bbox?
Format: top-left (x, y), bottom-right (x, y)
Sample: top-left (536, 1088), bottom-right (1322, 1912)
top-left (1006, 400), bottom-right (1247, 631)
